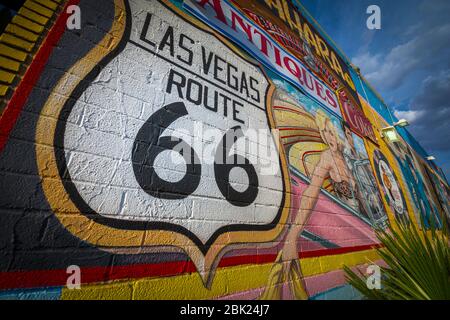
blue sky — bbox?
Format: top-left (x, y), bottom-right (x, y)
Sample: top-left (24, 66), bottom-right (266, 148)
top-left (299, 0), bottom-right (450, 179)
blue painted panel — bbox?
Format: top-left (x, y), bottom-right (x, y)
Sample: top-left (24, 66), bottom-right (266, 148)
top-left (0, 287), bottom-right (62, 300)
top-left (310, 284), bottom-right (364, 300)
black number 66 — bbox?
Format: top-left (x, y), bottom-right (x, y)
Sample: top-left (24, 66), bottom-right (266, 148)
top-left (132, 102), bottom-right (259, 206)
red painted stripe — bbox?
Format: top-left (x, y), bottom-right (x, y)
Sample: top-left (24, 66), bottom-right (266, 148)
top-left (0, 0), bottom-right (80, 152)
top-left (301, 150), bottom-right (323, 176)
top-left (273, 105), bottom-right (313, 117)
top-left (284, 137), bottom-right (323, 146)
top-left (281, 134), bottom-right (321, 140)
top-left (278, 127), bottom-right (318, 133)
top-left (0, 244), bottom-right (381, 290)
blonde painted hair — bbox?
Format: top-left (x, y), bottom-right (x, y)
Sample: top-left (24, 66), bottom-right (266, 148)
top-left (315, 109), bottom-right (343, 147)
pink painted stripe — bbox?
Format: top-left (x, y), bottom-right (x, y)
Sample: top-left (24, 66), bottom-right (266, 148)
top-left (217, 287), bottom-right (265, 300)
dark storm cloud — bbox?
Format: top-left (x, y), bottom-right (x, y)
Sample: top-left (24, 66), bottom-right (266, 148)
top-left (353, 19), bottom-right (450, 91)
top-left (404, 70), bottom-right (450, 152)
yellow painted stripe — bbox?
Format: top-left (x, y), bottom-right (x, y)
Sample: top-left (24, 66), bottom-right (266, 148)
top-left (5, 24), bottom-right (40, 42)
top-left (12, 15), bottom-right (45, 34)
top-left (0, 56), bottom-right (21, 72)
top-left (0, 0), bottom-right (60, 105)
top-left (24, 1), bottom-right (54, 18)
top-left (0, 85), bottom-right (9, 96)
top-left (18, 7), bottom-right (50, 26)
top-left (32, 0), bottom-right (59, 11)
top-left (0, 34), bottom-right (35, 52)
top-left (61, 249), bottom-right (380, 300)
top-left (0, 44), bottom-right (28, 61)
top-left (0, 70), bottom-right (16, 84)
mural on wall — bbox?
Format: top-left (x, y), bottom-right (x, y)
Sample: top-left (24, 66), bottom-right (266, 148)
top-left (431, 178), bottom-right (450, 227)
top-left (389, 140), bottom-right (442, 228)
top-left (237, 0), bottom-right (357, 97)
top-left (258, 80), bottom-right (387, 299)
top-left (372, 149), bottom-right (409, 224)
top-left (185, 0), bottom-right (342, 118)
top-left (0, 0), bottom-right (449, 301)
top-left (35, 0), bottom-right (293, 284)
top-left (229, 0), bottom-right (377, 143)
top-left (423, 165), bottom-right (449, 228)
top-left (271, 82), bottom-right (388, 230)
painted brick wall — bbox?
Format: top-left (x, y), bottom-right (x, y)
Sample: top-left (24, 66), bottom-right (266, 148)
top-left (0, 0), bottom-right (448, 300)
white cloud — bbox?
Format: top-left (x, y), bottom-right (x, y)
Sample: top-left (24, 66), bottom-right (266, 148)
top-left (393, 110), bottom-right (424, 123)
top-left (352, 52), bottom-right (382, 74)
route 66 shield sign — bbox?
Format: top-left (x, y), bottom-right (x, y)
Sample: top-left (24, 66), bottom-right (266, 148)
top-left (35, 0), bottom-right (290, 284)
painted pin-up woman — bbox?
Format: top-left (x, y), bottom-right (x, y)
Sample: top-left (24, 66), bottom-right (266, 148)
top-left (261, 107), bottom-right (358, 300)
